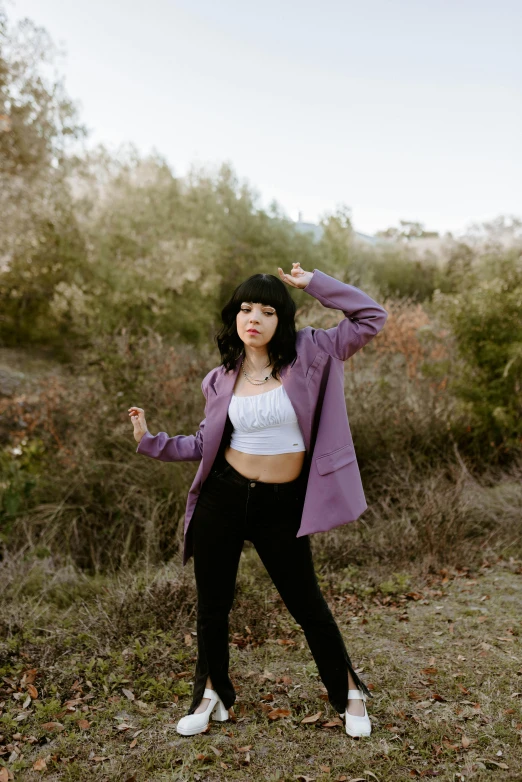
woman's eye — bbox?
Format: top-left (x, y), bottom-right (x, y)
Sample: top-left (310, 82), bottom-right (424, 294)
top-left (241, 308), bottom-right (274, 316)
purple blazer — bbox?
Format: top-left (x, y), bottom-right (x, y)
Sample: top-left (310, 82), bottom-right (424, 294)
top-left (136, 269), bottom-right (388, 566)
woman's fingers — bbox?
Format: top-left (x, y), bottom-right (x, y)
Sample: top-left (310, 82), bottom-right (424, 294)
top-left (277, 266), bottom-right (299, 287)
top-left (128, 407), bottom-right (148, 443)
top-left (278, 264), bottom-right (305, 288)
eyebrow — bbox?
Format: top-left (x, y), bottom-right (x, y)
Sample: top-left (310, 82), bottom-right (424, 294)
top-left (242, 302), bottom-right (276, 309)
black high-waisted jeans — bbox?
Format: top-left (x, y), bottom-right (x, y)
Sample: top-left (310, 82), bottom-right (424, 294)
top-left (186, 450), bottom-right (370, 716)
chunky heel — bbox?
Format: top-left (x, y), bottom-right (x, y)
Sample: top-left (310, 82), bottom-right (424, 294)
top-left (340, 689), bottom-right (372, 738)
top-left (211, 698), bottom-right (229, 721)
top-left (176, 687), bottom-right (229, 736)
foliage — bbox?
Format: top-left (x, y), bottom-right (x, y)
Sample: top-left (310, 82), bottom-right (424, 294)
top-left (369, 246), bottom-right (440, 302)
top-left (432, 250), bottom-right (522, 456)
top-left (0, 8), bottom-right (86, 178)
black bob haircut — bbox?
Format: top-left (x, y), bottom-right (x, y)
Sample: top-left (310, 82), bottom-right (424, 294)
top-left (215, 273), bottom-right (299, 376)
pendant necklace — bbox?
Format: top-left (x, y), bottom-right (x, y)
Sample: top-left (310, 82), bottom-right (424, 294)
top-left (241, 358), bottom-right (273, 385)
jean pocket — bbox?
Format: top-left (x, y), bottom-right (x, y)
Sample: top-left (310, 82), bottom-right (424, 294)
top-left (210, 466), bottom-right (230, 482)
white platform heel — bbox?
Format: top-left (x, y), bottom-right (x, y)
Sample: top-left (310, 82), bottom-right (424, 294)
top-left (176, 688), bottom-right (229, 736)
top-left (339, 689), bottom-right (372, 737)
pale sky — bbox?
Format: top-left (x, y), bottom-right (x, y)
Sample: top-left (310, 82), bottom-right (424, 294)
top-left (7, 0), bottom-right (522, 236)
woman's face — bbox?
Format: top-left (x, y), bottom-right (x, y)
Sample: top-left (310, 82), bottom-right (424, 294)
top-left (236, 301), bottom-right (278, 349)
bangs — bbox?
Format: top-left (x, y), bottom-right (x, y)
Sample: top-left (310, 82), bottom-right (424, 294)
top-left (232, 275), bottom-right (288, 313)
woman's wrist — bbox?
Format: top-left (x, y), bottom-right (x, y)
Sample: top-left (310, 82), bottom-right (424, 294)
top-left (302, 269), bottom-right (316, 289)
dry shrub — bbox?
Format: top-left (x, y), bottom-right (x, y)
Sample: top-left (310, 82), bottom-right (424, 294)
top-left (314, 450), bottom-right (522, 575)
top-left (1, 334), bottom-right (219, 570)
top-left (338, 296), bottom-right (456, 477)
top-left (371, 296), bottom-right (447, 378)
top-left (1, 295), bottom-right (518, 575)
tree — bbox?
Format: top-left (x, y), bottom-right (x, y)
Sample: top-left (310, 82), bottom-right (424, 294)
top-left (0, 4), bottom-right (89, 352)
top-left (0, 6), bottom-right (87, 180)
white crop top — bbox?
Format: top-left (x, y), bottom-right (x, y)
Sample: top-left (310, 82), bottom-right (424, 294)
top-left (228, 384), bottom-right (306, 455)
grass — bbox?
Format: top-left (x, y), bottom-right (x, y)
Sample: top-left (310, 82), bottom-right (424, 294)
top-left (1, 550), bottom-right (521, 781)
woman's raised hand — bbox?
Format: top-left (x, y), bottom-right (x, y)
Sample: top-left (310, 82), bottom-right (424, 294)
top-left (128, 406), bottom-right (149, 443)
top-left (277, 262), bottom-right (313, 289)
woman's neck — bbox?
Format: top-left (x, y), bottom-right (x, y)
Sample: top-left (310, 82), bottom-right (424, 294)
top-left (243, 349), bottom-right (271, 375)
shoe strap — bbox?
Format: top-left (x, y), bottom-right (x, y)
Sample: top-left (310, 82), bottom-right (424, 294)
top-left (347, 689), bottom-right (367, 701)
top-left (203, 687), bottom-right (218, 699)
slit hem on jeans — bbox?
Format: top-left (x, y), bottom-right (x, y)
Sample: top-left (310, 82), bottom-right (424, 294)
top-left (328, 653), bottom-right (372, 714)
top-left (346, 659), bottom-right (372, 699)
top-left (187, 669), bottom-right (235, 715)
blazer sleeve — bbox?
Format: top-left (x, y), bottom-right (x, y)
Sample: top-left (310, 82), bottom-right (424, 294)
top-left (135, 376), bottom-right (209, 462)
top-left (302, 268), bottom-right (388, 361)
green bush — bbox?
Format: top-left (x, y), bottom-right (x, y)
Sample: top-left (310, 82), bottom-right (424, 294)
top-left (434, 253), bottom-right (522, 457)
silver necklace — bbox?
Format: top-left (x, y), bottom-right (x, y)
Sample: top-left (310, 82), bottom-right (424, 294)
top-left (241, 358), bottom-right (273, 385)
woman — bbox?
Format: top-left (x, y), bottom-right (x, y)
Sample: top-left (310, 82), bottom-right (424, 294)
top-left (129, 262), bottom-right (388, 739)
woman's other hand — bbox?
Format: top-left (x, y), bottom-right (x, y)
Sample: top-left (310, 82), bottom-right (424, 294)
top-left (277, 262), bottom-right (313, 289)
top-left (128, 406), bottom-right (148, 443)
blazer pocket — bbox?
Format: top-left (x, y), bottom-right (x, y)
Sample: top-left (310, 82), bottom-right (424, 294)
top-left (315, 443), bottom-right (356, 475)
top-left (306, 350), bottom-right (326, 382)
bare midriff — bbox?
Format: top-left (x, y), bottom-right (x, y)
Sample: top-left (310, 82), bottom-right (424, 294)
top-left (224, 371), bottom-right (306, 483)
